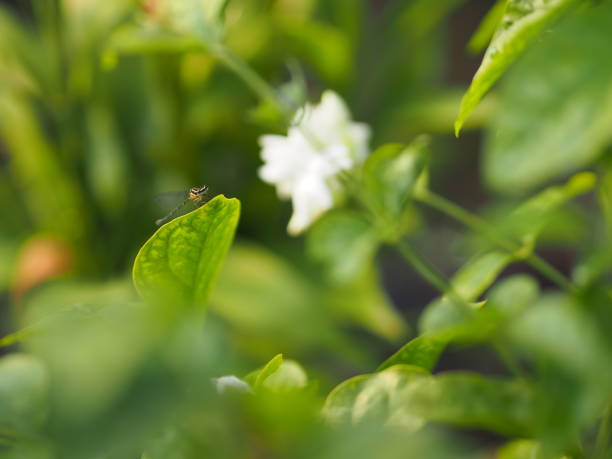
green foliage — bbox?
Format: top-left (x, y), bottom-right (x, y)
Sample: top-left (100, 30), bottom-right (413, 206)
top-left (133, 195), bottom-right (240, 309)
top-left (377, 335), bottom-right (446, 372)
top-left (1, 0), bottom-right (612, 458)
top-left (362, 137), bottom-right (429, 226)
top-left (484, 2), bottom-right (612, 193)
top-left (455, 0), bottom-right (581, 135)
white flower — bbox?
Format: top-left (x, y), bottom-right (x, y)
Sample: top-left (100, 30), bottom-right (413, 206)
top-left (212, 375), bottom-right (252, 394)
top-left (258, 91), bottom-right (370, 235)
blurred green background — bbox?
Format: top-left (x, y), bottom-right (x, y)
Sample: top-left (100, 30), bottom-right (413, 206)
top-left (0, 0), bottom-right (500, 366)
top-left (2, 0), bottom-right (612, 457)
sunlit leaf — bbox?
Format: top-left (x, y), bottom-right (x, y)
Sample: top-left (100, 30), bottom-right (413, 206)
top-left (323, 364), bottom-right (428, 429)
top-left (455, 0), bottom-right (581, 135)
top-left (133, 195), bottom-right (240, 309)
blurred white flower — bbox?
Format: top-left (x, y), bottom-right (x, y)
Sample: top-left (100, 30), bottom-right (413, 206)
top-left (258, 91), bottom-right (370, 235)
top-left (212, 375), bottom-right (252, 394)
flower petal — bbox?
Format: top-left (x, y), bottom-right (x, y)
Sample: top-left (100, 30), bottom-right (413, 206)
top-left (287, 174), bottom-right (334, 235)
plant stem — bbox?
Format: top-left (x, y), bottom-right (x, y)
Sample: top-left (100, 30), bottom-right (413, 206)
top-left (416, 190), bottom-right (576, 293)
top-left (208, 43), bottom-right (286, 116)
top-left (395, 239), bottom-right (458, 300)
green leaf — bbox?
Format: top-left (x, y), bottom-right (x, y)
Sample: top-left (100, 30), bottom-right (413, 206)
top-left (255, 353), bottom-right (284, 389)
top-left (132, 195), bottom-right (240, 309)
top-left (307, 210), bottom-right (379, 283)
top-left (509, 294), bottom-right (612, 389)
top-left (487, 274), bottom-right (539, 317)
top-left (323, 364), bottom-right (428, 428)
top-left (260, 360), bottom-right (308, 392)
top-left (362, 137), bottom-right (429, 225)
top-left (420, 250), bottom-right (513, 336)
top-left (377, 335), bottom-right (446, 372)
top-left (245, 353), bottom-right (283, 389)
top-left (483, 3), bottom-right (612, 192)
top-left (402, 372), bottom-right (535, 436)
top-left (450, 251), bottom-right (514, 301)
top-left (0, 354), bottom-right (48, 436)
top-left (500, 172), bottom-right (596, 243)
top-left (455, 0), bottom-right (581, 135)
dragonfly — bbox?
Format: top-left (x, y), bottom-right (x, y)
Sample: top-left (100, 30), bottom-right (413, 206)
top-left (155, 185), bottom-right (209, 226)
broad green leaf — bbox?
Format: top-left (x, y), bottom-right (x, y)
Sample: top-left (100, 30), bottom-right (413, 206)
top-left (402, 372), bottom-right (535, 436)
top-left (377, 335), bottom-right (446, 372)
top-left (484, 3), bottom-right (612, 192)
top-left (455, 0), bottom-right (580, 135)
top-left (307, 210), bottom-right (379, 283)
top-left (133, 195), bottom-right (240, 309)
top-left (323, 364), bottom-right (428, 429)
top-left (0, 354), bottom-right (48, 435)
top-left (509, 294), bottom-right (612, 389)
top-left (362, 137), bottom-right (429, 227)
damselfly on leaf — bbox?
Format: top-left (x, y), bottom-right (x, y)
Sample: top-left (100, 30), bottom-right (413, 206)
top-left (154, 185), bottom-right (209, 225)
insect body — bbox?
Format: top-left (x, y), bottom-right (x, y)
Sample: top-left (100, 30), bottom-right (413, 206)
top-left (155, 185), bottom-right (209, 226)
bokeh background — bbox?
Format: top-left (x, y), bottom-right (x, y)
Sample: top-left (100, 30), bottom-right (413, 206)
top-left (1, 1), bottom-right (610, 456)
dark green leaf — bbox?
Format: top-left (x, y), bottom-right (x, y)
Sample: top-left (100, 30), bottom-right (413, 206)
top-left (133, 195), bottom-right (240, 309)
